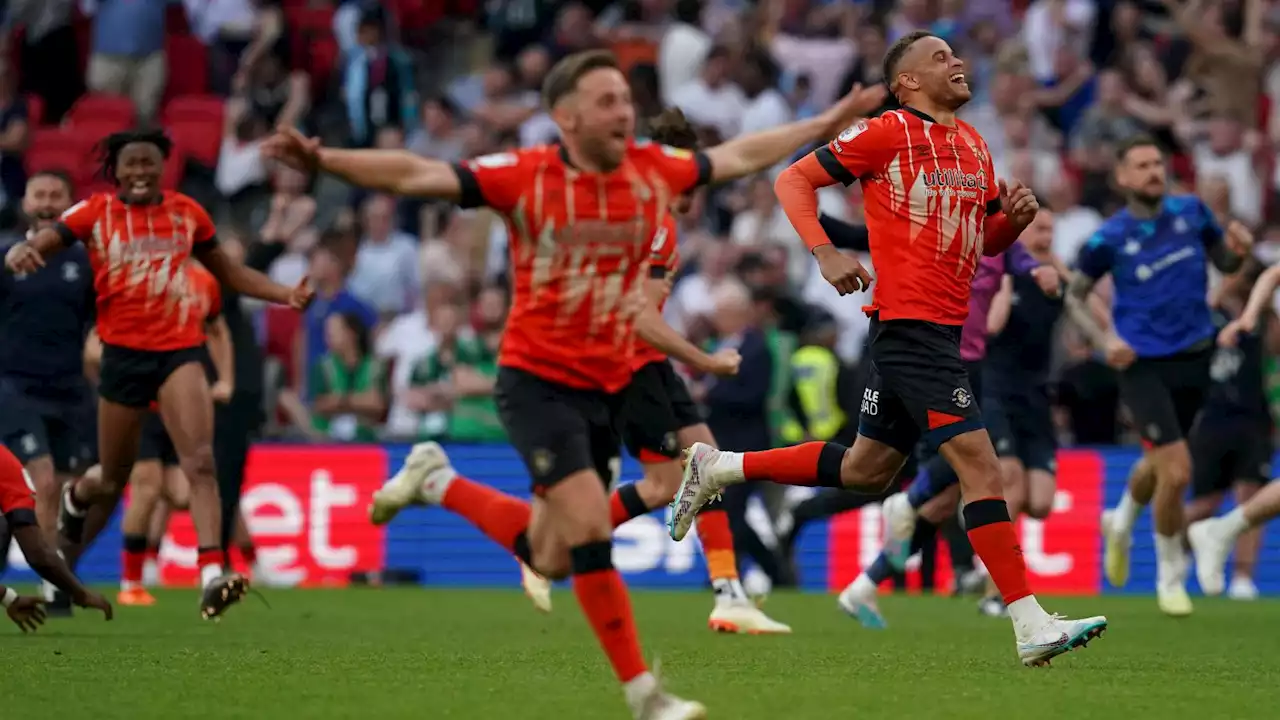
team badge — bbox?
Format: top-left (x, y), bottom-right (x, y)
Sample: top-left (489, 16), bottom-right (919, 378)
top-left (838, 121), bottom-right (868, 143)
top-left (952, 388), bottom-right (972, 409)
top-left (530, 448), bottom-right (555, 478)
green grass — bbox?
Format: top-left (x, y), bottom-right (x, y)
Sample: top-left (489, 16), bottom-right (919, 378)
top-left (0, 588), bottom-right (1274, 718)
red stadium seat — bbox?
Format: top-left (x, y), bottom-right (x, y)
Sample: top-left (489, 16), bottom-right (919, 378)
top-left (25, 145), bottom-right (85, 180)
top-left (161, 148), bottom-right (185, 190)
top-left (30, 127), bottom-right (94, 157)
top-left (66, 93), bottom-right (136, 129)
top-left (164, 35), bottom-right (210, 99)
top-left (306, 37), bottom-right (341, 94)
top-left (166, 119), bottom-right (223, 168)
top-left (162, 95), bottom-right (224, 126)
top-left (24, 94), bottom-right (44, 127)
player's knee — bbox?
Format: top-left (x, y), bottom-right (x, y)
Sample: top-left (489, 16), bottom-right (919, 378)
top-left (532, 548), bottom-right (572, 581)
top-left (1154, 449), bottom-right (1192, 491)
top-left (841, 445), bottom-right (897, 491)
top-left (1025, 499), bottom-right (1053, 520)
top-left (179, 444), bottom-right (216, 483)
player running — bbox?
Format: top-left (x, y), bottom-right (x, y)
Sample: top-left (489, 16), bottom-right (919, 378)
top-left (118, 262), bottom-right (230, 606)
top-left (4, 129), bottom-right (313, 620)
top-left (265, 49), bottom-right (884, 718)
top-left (0, 170), bottom-right (94, 615)
top-left (1067, 135), bottom-right (1252, 617)
top-left (670, 31), bottom-right (1106, 667)
top-left (837, 210), bottom-right (1061, 627)
top-left (0, 443), bottom-right (112, 621)
top-left (1189, 259), bottom-right (1280, 596)
top-left (530, 106), bottom-right (787, 634)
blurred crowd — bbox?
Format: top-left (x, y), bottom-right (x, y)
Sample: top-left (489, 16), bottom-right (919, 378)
top-left (4, 0), bottom-right (1280, 450)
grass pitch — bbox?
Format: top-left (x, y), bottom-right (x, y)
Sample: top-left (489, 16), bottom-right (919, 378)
top-left (0, 588), bottom-right (1274, 719)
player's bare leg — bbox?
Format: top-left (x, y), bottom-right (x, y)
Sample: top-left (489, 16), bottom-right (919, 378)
top-left (1124, 441), bottom-right (1194, 616)
top-left (25, 454), bottom-right (77, 612)
top-left (118, 459), bottom-right (164, 605)
top-left (1189, 479), bottom-right (1280, 595)
top-left (372, 442), bottom-right (705, 718)
top-left (157, 363), bottom-right (247, 619)
top-left (1225, 482), bottom-right (1263, 599)
top-left (144, 498), bottom-right (170, 586)
top-left (839, 482), bottom-right (960, 629)
top-left (60, 401), bottom-right (145, 546)
top-left (679, 431), bottom-right (1106, 665)
top-left (1102, 456), bottom-right (1156, 589)
top-left (606, 423), bottom-right (788, 634)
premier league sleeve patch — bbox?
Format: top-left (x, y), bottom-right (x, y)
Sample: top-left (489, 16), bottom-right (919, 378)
top-left (838, 121), bottom-right (868, 143)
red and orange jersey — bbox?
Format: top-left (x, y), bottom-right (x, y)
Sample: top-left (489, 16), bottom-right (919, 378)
top-left (57, 191), bottom-right (218, 351)
top-left (0, 446), bottom-right (35, 518)
top-left (815, 108), bottom-right (1001, 325)
top-left (453, 141), bottom-right (710, 393)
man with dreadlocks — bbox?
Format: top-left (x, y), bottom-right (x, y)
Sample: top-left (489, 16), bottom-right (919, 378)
top-left (3, 129), bottom-right (313, 620)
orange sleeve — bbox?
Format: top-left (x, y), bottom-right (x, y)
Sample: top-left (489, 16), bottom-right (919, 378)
top-left (643, 142), bottom-right (712, 195)
top-left (775, 154), bottom-right (841, 253)
top-left (812, 115), bottom-right (897, 187)
top-left (452, 150), bottom-right (531, 212)
top-left (55, 195), bottom-right (102, 246)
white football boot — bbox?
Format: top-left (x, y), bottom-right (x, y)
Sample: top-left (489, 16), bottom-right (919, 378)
top-left (369, 442), bottom-right (455, 525)
top-left (880, 492), bottom-right (917, 570)
top-left (1100, 509), bottom-right (1132, 588)
top-left (1188, 517), bottom-right (1232, 596)
top-left (1017, 613), bottom-right (1109, 667)
top-left (669, 443), bottom-right (743, 541)
top-left (626, 666), bottom-right (707, 720)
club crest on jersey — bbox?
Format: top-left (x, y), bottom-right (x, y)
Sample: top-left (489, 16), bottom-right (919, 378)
top-left (952, 387), bottom-right (972, 409)
top-left (62, 263), bottom-right (80, 282)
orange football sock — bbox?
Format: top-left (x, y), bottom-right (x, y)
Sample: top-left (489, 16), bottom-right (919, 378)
top-left (742, 442), bottom-right (847, 487)
top-left (442, 476), bottom-right (531, 555)
top-left (963, 497), bottom-right (1032, 605)
top-left (571, 542), bottom-right (648, 683)
top-left (695, 502), bottom-right (738, 581)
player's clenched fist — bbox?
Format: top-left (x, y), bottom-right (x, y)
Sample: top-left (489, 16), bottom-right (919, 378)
top-left (706, 348), bottom-right (741, 377)
top-left (1102, 333), bottom-right (1136, 371)
top-left (1225, 220), bottom-right (1254, 256)
top-left (999, 179), bottom-right (1039, 230)
top-left (262, 126), bottom-right (322, 172)
top-left (813, 244), bottom-right (873, 296)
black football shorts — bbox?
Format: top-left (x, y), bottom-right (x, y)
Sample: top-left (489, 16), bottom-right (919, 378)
top-left (1118, 347), bottom-right (1212, 448)
top-left (1189, 416), bottom-right (1273, 497)
top-left (495, 367), bottom-right (626, 492)
top-left (621, 360), bottom-right (703, 463)
top-left (858, 318), bottom-right (983, 456)
top-left (983, 382), bottom-right (1058, 474)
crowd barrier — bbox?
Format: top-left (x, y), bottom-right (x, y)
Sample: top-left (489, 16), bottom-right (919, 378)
top-left (5, 444), bottom-right (1279, 595)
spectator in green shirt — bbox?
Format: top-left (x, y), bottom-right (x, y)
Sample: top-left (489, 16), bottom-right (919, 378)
top-left (404, 301), bottom-right (506, 442)
top-left (309, 312), bottom-right (388, 442)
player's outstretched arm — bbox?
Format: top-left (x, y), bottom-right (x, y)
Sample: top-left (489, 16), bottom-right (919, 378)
top-left (3, 227), bottom-right (69, 274)
top-left (631, 281), bottom-right (739, 376)
top-left (702, 84), bottom-right (887, 184)
top-left (262, 127), bottom-right (463, 201)
top-left (194, 243), bottom-right (313, 311)
top-left (10, 524), bottom-right (112, 620)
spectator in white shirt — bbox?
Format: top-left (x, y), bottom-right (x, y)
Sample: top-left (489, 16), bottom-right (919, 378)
top-left (349, 194), bottom-right (421, 318)
top-left (671, 46), bottom-right (746, 140)
top-left (1192, 116), bottom-right (1263, 227)
top-left (1045, 174), bottom-right (1102, 263)
top-left (658, 0), bottom-right (711, 105)
top-left (1022, 0), bottom-right (1096, 82)
top-left (739, 48), bottom-right (792, 136)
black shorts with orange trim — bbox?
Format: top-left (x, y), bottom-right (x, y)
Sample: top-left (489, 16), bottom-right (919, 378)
top-left (495, 366), bottom-right (626, 492)
top-left (857, 317), bottom-right (983, 455)
top-left (621, 360), bottom-right (703, 463)
top-left (99, 344), bottom-right (206, 409)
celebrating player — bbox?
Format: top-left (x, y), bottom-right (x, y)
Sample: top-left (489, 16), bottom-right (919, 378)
top-left (265, 49), bottom-right (884, 717)
top-left (0, 443), bottom-right (112, 620)
top-left (670, 31), bottom-right (1106, 667)
top-left (0, 170), bottom-right (94, 614)
top-left (837, 213), bottom-right (1060, 627)
top-left (118, 262), bottom-right (230, 606)
top-left (597, 107), bottom-right (787, 633)
top-left (3, 129), bottom-right (313, 620)
top-left (1189, 259), bottom-right (1280, 595)
top-left (1067, 135), bottom-right (1251, 616)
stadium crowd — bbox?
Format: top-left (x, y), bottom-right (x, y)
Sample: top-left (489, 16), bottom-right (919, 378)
top-left (2, 0), bottom-right (1280, 568)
